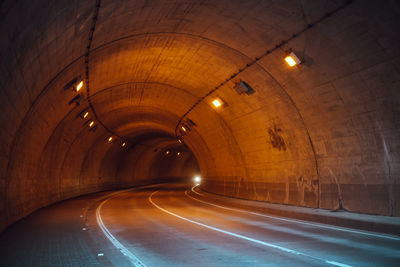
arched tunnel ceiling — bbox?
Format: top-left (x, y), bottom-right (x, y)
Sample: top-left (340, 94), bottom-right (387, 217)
top-left (1, 0), bottom-right (400, 230)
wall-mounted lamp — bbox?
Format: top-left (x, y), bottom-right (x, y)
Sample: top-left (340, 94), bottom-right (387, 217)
top-left (75, 81), bottom-right (83, 92)
top-left (181, 124), bottom-right (191, 132)
top-left (284, 51), bottom-right (301, 67)
top-left (212, 97), bottom-right (224, 108)
top-left (64, 77), bottom-right (84, 92)
top-left (78, 109), bottom-right (89, 119)
top-left (68, 94), bottom-right (83, 106)
top-left (186, 118), bottom-right (197, 127)
top-left (234, 80), bottom-right (255, 95)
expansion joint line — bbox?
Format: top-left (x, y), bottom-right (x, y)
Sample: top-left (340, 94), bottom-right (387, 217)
top-left (84, 0), bottom-right (127, 141)
top-left (174, 0), bottom-right (353, 139)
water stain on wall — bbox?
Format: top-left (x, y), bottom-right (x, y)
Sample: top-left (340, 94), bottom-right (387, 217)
top-left (268, 126), bottom-right (286, 151)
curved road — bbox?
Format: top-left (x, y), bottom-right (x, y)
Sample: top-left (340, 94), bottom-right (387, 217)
top-left (95, 184), bottom-right (400, 266)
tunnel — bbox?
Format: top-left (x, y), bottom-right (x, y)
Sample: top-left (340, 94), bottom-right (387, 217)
top-left (0, 0), bottom-right (400, 266)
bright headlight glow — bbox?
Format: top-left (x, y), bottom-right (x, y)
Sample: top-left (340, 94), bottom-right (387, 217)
top-left (194, 175), bottom-right (201, 184)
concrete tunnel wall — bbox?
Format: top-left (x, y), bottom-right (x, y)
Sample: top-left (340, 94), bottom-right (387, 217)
top-left (1, 0), bottom-right (400, 231)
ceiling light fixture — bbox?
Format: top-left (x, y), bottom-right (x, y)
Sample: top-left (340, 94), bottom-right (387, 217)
top-left (212, 98), bottom-right (223, 108)
top-left (68, 94), bottom-right (83, 106)
top-left (186, 118), bottom-right (197, 127)
top-left (77, 109), bottom-right (89, 119)
top-left (89, 121), bottom-right (95, 127)
top-left (75, 81), bottom-right (83, 92)
top-left (284, 51), bottom-right (301, 67)
top-left (108, 137), bottom-right (113, 142)
top-left (121, 142), bottom-right (126, 147)
top-left (234, 80), bottom-right (255, 95)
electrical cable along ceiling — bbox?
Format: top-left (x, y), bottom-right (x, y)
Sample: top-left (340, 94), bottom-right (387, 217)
top-left (1, 0), bottom-right (400, 230)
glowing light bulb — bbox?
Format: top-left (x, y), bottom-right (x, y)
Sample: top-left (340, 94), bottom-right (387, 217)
top-left (108, 137), bottom-right (113, 142)
top-left (83, 111), bottom-right (89, 118)
top-left (121, 142), bottom-right (126, 147)
top-left (89, 121), bottom-right (94, 127)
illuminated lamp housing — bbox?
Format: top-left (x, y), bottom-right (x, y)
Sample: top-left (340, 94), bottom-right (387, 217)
top-left (212, 98), bottom-right (223, 108)
top-left (284, 51), bottom-right (301, 67)
top-left (75, 81), bottom-right (83, 92)
top-left (77, 109), bottom-right (89, 119)
top-left (181, 124), bottom-right (190, 132)
top-left (63, 77), bottom-right (84, 92)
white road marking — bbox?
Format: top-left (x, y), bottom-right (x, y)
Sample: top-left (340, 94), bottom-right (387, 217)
top-left (325, 260), bottom-right (353, 267)
top-left (96, 191), bottom-right (147, 267)
top-left (189, 187), bottom-right (400, 241)
top-left (149, 190), bottom-right (352, 267)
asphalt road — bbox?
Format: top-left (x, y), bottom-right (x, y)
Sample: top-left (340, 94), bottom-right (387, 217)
top-left (95, 184), bottom-right (400, 267)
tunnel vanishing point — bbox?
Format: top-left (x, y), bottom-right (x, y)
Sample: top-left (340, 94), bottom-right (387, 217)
top-left (0, 0), bottom-right (400, 232)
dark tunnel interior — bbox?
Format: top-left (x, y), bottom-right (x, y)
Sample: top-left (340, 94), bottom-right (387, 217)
top-left (1, 0), bottom-right (400, 234)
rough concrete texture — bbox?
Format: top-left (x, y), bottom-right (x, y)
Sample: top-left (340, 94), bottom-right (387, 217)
top-left (0, 0), bottom-right (399, 230)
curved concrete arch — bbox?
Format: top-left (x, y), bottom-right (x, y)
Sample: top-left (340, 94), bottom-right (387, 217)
top-left (1, 0), bottom-right (400, 232)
